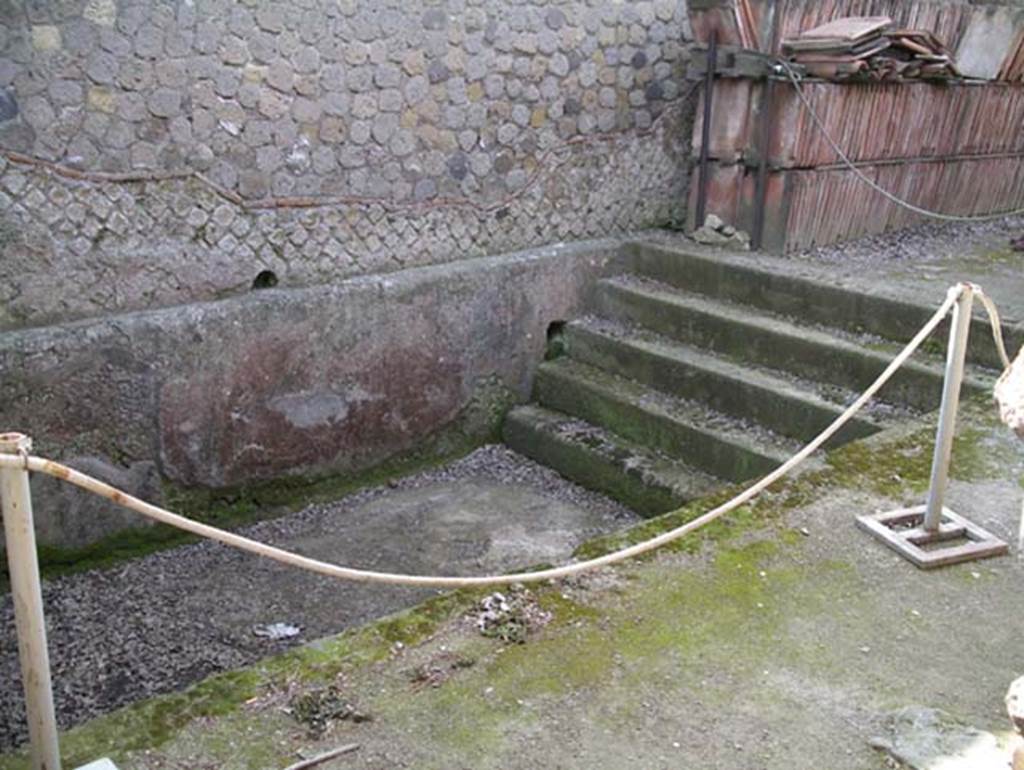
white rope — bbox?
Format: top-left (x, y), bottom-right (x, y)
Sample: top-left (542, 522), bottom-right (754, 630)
top-left (778, 61), bottom-right (1024, 224)
top-left (0, 285), bottom-right (970, 588)
top-left (973, 283), bottom-right (1012, 370)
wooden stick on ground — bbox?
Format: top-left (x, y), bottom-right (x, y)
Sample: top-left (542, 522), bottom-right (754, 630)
top-left (283, 743), bottom-right (360, 770)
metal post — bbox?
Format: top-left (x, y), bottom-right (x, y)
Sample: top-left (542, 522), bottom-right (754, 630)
top-left (695, 29), bottom-right (718, 229)
top-left (923, 285), bottom-right (974, 532)
top-left (0, 433), bottom-right (61, 770)
top-left (751, 77), bottom-right (775, 251)
top-left (858, 284), bottom-right (1007, 567)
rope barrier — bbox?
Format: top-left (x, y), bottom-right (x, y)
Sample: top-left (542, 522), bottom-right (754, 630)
top-left (974, 283), bottom-right (1012, 370)
top-left (0, 284), bottom-right (990, 588)
top-left (778, 61), bottom-right (1024, 224)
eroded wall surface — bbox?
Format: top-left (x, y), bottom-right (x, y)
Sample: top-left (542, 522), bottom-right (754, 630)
top-left (0, 0), bottom-right (694, 330)
top-left (0, 240), bottom-right (629, 549)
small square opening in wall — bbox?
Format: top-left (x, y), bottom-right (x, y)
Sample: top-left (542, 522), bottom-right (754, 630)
top-left (856, 506), bottom-right (1009, 569)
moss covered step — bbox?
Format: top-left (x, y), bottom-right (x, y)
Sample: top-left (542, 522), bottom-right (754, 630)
top-left (564, 317), bottom-right (886, 447)
top-left (626, 240), bottom-right (1018, 371)
top-left (533, 357), bottom-right (801, 483)
top-left (502, 404), bottom-right (721, 517)
top-left (594, 275), bottom-right (987, 414)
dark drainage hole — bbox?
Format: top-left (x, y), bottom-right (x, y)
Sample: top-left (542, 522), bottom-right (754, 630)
top-left (545, 320), bottom-right (567, 360)
top-left (252, 270), bottom-right (279, 290)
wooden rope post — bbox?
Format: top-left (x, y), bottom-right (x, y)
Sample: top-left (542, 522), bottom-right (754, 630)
top-left (0, 433), bottom-right (61, 770)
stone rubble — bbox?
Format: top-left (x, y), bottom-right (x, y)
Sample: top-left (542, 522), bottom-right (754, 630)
top-left (691, 213), bottom-right (752, 250)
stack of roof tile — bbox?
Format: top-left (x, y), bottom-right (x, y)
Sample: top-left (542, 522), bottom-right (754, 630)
top-left (783, 16), bottom-right (959, 81)
top-left (996, 29), bottom-right (1024, 83)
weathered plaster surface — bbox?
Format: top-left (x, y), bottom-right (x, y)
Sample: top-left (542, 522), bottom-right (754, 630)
top-left (0, 239), bottom-right (629, 545)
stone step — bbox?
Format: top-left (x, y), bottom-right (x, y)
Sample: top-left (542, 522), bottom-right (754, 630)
top-left (595, 275), bottom-right (989, 414)
top-left (533, 357), bottom-right (801, 483)
top-left (565, 316), bottom-right (888, 446)
top-left (502, 405), bottom-right (721, 517)
top-left (627, 240), bottom-right (1017, 371)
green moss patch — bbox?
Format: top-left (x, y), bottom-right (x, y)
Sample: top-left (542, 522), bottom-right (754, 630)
top-left (358, 537), bottom-right (861, 768)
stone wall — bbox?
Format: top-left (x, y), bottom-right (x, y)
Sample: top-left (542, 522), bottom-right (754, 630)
top-left (0, 239), bottom-right (631, 550)
top-left (0, 0), bottom-right (695, 330)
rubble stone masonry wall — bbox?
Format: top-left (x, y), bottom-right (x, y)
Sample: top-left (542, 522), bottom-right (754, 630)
top-left (0, 0), bottom-right (695, 330)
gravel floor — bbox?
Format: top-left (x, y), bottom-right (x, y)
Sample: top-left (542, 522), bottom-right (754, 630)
top-left (0, 445), bottom-right (636, 751)
top-left (644, 213), bottom-right (1024, 268)
top-left (793, 214), bottom-right (1024, 266)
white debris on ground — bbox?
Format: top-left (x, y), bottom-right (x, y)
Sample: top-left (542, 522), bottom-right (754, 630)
top-left (252, 623), bottom-right (302, 640)
top-left (472, 586), bottom-right (552, 644)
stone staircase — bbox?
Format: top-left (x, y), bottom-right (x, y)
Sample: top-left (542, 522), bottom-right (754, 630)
top-left (503, 240), bottom-right (992, 517)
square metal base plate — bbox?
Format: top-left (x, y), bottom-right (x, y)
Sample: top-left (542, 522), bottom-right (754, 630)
top-left (856, 505), bottom-right (1009, 569)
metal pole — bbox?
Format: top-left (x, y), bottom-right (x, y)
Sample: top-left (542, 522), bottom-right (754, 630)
top-left (0, 433), bottom-right (61, 770)
top-left (923, 285), bottom-right (974, 532)
top-left (752, 77), bottom-right (775, 251)
top-left (695, 29), bottom-right (718, 229)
